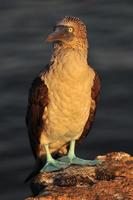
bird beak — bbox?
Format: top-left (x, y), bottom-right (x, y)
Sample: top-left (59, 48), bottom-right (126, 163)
top-left (46, 29), bottom-right (65, 42)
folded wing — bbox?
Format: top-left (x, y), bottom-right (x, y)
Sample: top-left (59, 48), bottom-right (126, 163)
top-left (25, 74), bottom-right (48, 159)
top-left (80, 71), bottom-right (101, 140)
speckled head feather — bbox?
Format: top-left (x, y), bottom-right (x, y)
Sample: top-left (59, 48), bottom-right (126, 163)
top-left (57, 16), bottom-right (87, 40)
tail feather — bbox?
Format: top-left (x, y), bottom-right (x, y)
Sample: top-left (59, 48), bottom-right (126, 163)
top-left (24, 159), bottom-right (44, 183)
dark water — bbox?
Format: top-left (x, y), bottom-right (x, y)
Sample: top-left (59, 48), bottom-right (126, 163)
top-left (0, 0), bottom-right (133, 199)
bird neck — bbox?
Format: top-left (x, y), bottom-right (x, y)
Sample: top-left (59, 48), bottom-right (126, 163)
top-left (51, 39), bottom-right (88, 61)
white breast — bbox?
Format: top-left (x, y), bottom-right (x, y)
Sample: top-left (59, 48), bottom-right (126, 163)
top-left (40, 49), bottom-right (95, 150)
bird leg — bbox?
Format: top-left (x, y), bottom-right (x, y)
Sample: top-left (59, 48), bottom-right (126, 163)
top-left (40, 144), bottom-right (70, 172)
top-left (58, 140), bottom-right (101, 166)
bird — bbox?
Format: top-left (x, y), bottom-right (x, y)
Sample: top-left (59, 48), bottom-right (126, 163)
top-left (26, 16), bottom-right (101, 173)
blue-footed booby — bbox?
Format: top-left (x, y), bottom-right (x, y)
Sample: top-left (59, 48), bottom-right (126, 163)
top-left (26, 16), bottom-right (101, 173)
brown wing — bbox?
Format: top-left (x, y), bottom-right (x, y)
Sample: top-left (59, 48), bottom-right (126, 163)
top-left (25, 74), bottom-right (48, 159)
top-left (79, 71), bottom-right (101, 140)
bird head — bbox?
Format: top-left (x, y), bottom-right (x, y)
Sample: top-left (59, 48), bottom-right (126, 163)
top-left (46, 16), bottom-right (88, 51)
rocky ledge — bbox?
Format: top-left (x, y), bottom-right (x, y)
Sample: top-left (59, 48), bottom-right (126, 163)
top-left (25, 152), bottom-right (133, 200)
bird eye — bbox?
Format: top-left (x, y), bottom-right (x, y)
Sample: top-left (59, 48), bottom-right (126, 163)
top-left (68, 27), bottom-right (74, 33)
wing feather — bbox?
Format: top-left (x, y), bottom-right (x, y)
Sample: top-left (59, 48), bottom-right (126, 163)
top-left (79, 71), bottom-right (101, 140)
top-left (26, 74), bottom-right (48, 159)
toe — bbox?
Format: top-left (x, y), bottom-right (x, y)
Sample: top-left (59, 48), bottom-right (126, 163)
top-left (40, 160), bottom-right (69, 172)
top-left (58, 156), bottom-right (71, 163)
top-left (70, 157), bottom-right (102, 166)
top-left (40, 163), bottom-right (59, 172)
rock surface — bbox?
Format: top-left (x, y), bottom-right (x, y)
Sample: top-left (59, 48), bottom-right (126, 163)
top-left (25, 152), bottom-right (133, 200)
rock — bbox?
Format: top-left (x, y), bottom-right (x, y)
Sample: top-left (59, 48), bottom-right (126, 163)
top-left (25, 152), bottom-right (133, 200)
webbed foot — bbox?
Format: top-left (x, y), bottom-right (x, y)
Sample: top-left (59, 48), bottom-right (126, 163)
top-left (40, 160), bottom-right (70, 172)
top-left (58, 156), bottom-right (102, 166)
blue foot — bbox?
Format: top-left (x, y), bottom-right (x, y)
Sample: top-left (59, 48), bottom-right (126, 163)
top-left (58, 155), bottom-right (71, 163)
top-left (40, 160), bottom-right (70, 172)
top-left (58, 156), bottom-right (102, 166)
top-left (71, 157), bottom-right (102, 166)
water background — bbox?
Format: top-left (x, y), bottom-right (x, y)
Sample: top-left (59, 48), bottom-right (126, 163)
top-left (0, 0), bottom-right (133, 199)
